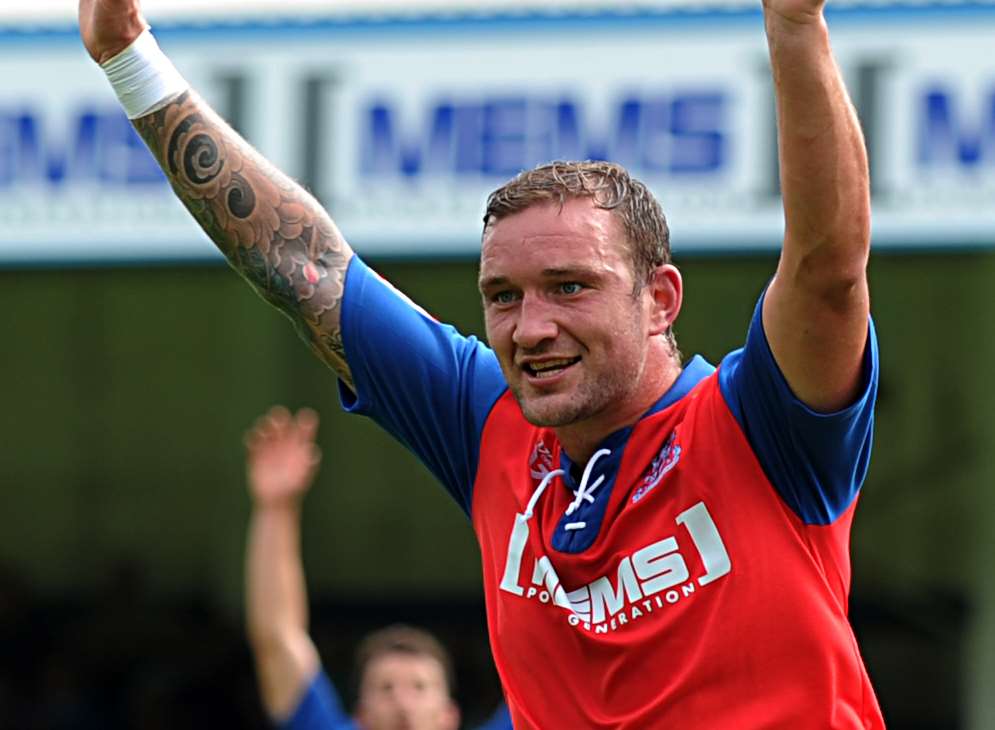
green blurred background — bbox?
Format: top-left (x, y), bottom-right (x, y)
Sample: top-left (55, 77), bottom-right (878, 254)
top-left (2, 251), bottom-right (992, 727)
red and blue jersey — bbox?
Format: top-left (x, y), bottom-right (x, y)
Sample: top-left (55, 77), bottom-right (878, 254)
top-left (339, 256), bottom-right (885, 729)
top-left (282, 670), bottom-right (352, 730)
top-left (282, 669), bottom-right (512, 730)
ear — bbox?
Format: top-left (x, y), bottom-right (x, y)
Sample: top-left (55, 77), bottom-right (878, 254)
top-left (645, 264), bottom-right (683, 336)
top-left (443, 699), bottom-right (461, 730)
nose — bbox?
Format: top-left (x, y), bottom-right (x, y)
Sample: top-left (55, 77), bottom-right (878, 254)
top-left (393, 686), bottom-right (422, 718)
top-left (512, 292), bottom-right (558, 350)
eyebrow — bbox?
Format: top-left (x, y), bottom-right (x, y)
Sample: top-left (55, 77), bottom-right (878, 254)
top-left (477, 275), bottom-right (508, 291)
top-left (478, 267), bottom-right (599, 291)
top-left (540, 267), bottom-right (598, 279)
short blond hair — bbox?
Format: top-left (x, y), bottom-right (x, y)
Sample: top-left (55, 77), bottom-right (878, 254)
top-left (483, 160), bottom-right (672, 293)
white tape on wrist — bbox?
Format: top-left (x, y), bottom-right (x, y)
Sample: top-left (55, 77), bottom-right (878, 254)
top-left (101, 29), bottom-right (189, 120)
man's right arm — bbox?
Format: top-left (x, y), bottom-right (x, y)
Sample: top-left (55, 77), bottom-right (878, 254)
top-left (82, 1), bottom-right (508, 512)
top-left (80, 0), bottom-right (354, 388)
top-left (132, 91), bottom-right (355, 389)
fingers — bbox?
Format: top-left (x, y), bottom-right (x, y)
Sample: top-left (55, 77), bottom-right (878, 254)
top-left (99, 0), bottom-right (145, 12)
top-left (266, 406), bottom-right (294, 443)
top-left (79, 0), bottom-right (150, 62)
top-left (295, 408), bottom-right (320, 443)
top-left (244, 406), bottom-right (320, 452)
top-left (245, 407), bottom-right (283, 451)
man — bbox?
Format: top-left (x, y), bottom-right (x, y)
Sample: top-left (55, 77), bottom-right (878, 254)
top-left (244, 405), bottom-right (509, 730)
top-left (82, 0), bottom-right (883, 726)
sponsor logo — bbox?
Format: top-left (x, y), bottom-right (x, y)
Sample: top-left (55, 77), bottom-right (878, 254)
top-left (499, 500), bottom-right (731, 634)
top-left (361, 92), bottom-right (729, 180)
top-left (0, 108), bottom-right (165, 189)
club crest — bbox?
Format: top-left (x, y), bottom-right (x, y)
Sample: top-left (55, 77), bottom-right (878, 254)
top-left (632, 430), bottom-right (682, 503)
top-left (529, 439), bottom-right (556, 480)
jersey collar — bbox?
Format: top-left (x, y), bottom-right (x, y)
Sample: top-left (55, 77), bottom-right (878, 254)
top-left (551, 355), bottom-right (714, 554)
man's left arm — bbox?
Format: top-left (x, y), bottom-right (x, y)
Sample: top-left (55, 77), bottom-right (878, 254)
top-left (762, 0), bottom-right (871, 413)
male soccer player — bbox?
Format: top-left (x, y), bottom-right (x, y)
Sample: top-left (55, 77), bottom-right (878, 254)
top-left (244, 405), bottom-right (510, 730)
top-left (82, 0), bottom-right (884, 725)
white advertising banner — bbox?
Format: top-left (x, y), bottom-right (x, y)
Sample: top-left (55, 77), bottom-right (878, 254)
top-left (3, 4), bottom-right (995, 262)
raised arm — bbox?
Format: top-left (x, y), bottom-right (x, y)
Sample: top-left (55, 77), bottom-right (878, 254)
top-left (244, 406), bottom-right (322, 721)
top-left (79, 0), bottom-right (354, 389)
top-left (761, 0), bottom-right (871, 412)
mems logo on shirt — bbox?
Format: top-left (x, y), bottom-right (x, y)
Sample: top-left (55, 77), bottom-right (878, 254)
top-left (499, 502), bottom-right (731, 633)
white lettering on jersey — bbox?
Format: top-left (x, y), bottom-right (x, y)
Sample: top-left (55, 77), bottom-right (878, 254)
top-left (676, 501), bottom-right (731, 586)
top-left (571, 557), bottom-right (642, 624)
top-left (499, 501), bottom-right (731, 631)
top-left (499, 513), bottom-right (530, 596)
top-left (531, 556), bottom-right (572, 610)
top-left (632, 537), bottom-right (690, 596)
top-left (500, 512), bottom-right (573, 609)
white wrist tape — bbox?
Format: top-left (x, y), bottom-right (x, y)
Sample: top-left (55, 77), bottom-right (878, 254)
top-left (101, 29), bottom-right (189, 119)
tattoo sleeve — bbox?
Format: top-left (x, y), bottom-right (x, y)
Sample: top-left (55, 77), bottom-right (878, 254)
top-left (133, 90), bottom-right (355, 390)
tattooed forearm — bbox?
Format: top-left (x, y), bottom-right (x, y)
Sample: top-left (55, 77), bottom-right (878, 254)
top-left (133, 90), bottom-right (354, 388)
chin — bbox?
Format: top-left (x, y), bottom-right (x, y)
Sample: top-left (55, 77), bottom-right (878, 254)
top-left (520, 409), bottom-right (566, 428)
top-left (518, 395), bottom-right (588, 428)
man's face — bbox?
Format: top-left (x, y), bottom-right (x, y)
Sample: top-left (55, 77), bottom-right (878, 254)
top-left (355, 653), bottom-right (459, 730)
top-left (479, 197), bottom-right (655, 429)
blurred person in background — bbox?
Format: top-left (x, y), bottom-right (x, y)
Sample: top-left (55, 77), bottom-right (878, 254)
top-left (244, 406), bottom-right (510, 730)
top-left (83, 0), bottom-right (881, 725)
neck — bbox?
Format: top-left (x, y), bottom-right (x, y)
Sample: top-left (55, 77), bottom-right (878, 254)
top-left (555, 352), bottom-right (682, 464)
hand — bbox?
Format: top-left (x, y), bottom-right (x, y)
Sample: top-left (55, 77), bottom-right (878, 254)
top-left (245, 407), bottom-right (322, 507)
top-left (79, 0), bottom-right (148, 65)
top-left (762, 0), bottom-right (826, 26)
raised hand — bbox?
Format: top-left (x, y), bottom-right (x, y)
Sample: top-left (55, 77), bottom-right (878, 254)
top-left (79, 0), bottom-right (148, 64)
top-left (245, 407), bottom-right (322, 507)
top-left (762, 0), bottom-right (827, 26)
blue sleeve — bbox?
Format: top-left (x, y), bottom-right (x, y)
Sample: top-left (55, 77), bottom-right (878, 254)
top-left (718, 292), bottom-right (879, 525)
top-left (280, 669), bottom-right (355, 730)
top-left (474, 702), bottom-right (514, 730)
top-left (337, 256), bottom-right (508, 516)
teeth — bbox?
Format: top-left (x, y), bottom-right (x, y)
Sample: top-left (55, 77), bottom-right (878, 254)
top-left (529, 359), bottom-right (574, 372)
top-left (533, 368), bottom-right (562, 379)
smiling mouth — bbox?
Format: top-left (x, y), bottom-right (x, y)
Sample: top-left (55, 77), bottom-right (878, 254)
top-left (522, 357), bottom-right (581, 379)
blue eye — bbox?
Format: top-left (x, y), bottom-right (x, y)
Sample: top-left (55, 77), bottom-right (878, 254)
top-left (493, 290), bottom-right (518, 305)
top-left (559, 282), bottom-right (583, 295)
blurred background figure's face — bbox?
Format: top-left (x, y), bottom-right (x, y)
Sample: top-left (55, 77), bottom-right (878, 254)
top-left (355, 652), bottom-right (460, 730)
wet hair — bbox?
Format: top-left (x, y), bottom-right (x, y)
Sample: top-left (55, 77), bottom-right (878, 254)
top-left (482, 160), bottom-right (672, 293)
top-left (354, 624), bottom-right (456, 697)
